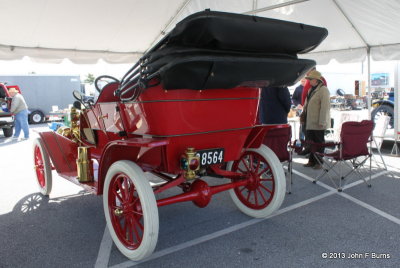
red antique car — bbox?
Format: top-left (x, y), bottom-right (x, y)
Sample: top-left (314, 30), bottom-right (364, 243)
top-left (33, 11), bottom-right (327, 260)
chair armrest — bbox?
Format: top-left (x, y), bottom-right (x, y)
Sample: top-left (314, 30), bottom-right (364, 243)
top-left (303, 140), bottom-right (340, 152)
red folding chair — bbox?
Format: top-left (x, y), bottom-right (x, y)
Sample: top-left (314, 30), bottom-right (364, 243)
top-left (313, 120), bottom-right (374, 192)
top-left (263, 125), bottom-right (293, 193)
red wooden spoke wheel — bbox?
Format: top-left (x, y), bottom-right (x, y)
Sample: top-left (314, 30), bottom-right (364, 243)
top-left (103, 160), bottom-right (158, 260)
top-left (108, 173), bottom-right (145, 249)
top-left (33, 138), bottom-right (52, 195)
top-left (232, 151), bottom-right (275, 209)
top-left (228, 145), bottom-right (286, 218)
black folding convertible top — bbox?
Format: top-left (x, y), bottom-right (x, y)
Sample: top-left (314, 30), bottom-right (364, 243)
top-left (154, 11), bottom-right (327, 55)
top-left (118, 10), bottom-right (328, 100)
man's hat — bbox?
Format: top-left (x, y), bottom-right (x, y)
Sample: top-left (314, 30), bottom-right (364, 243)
top-left (8, 87), bottom-right (19, 94)
top-left (305, 70), bottom-right (323, 82)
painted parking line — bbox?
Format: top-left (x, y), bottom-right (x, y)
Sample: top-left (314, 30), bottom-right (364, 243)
top-left (294, 169), bottom-right (400, 226)
top-left (341, 193), bottom-right (400, 225)
top-left (95, 227), bottom-right (113, 268)
top-left (107, 190), bottom-right (336, 268)
top-left (343, 170), bottom-right (390, 190)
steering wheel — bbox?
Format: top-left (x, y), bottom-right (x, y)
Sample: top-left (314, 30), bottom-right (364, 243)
top-left (94, 75), bottom-right (120, 93)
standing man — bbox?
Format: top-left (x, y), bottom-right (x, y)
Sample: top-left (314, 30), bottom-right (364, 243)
top-left (292, 78), bottom-right (306, 144)
top-left (292, 78), bottom-right (306, 108)
top-left (298, 68), bottom-right (328, 155)
top-left (302, 70), bottom-right (330, 169)
top-left (8, 87), bottom-right (29, 140)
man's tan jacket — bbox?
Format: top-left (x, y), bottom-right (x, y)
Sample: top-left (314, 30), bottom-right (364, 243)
top-left (304, 83), bottom-right (331, 130)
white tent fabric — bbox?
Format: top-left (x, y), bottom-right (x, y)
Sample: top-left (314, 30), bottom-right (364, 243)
top-left (1, 0), bottom-right (399, 64)
top-left (0, 44), bottom-right (138, 64)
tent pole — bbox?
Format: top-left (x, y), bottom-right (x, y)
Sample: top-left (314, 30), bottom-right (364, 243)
top-left (332, 0), bottom-right (369, 47)
top-left (147, 0), bottom-right (192, 49)
top-left (243, 0), bottom-right (308, 15)
top-left (253, 0), bottom-right (258, 11)
top-left (392, 61), bottom-right (399, 155)
top-left (367, 46), bottom-right (371, 120)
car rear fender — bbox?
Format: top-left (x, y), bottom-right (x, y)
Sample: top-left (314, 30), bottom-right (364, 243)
top-left (372, 100), bottom-right (394, 108)
top-left (97, 137), bottom-right (169, 195)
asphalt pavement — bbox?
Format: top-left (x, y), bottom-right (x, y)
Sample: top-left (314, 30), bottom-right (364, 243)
top-left (1, 124), bottom-right (400, 268)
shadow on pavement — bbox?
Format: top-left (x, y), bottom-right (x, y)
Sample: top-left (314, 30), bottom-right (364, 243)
top-left (0, 192), bottom-right (105, 268)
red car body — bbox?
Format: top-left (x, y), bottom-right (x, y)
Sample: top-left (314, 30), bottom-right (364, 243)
top-left (37, 82), bottom-right (283, 194)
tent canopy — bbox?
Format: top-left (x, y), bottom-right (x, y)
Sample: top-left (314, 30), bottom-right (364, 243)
top-left (0, 0), bottom-right (399, 64)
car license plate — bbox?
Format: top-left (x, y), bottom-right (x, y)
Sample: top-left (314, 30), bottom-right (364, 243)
top-left (196, 148), bottom-right (224, 167)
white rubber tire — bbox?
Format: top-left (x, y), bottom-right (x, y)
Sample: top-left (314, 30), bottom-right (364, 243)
top-left (227, 145), bottom-right (286, 218)
top-left (33, 138), bottom-right (52, 196)
top-left (103, 160), bottom-right (159, 260)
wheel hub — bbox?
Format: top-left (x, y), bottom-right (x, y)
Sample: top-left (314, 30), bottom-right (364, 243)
top-left (33, 114), bottom-right (41, 122)
top-left (247, 172), bottom-right (260, 190)
top-left (114, 208), bottom-right (123, 217)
